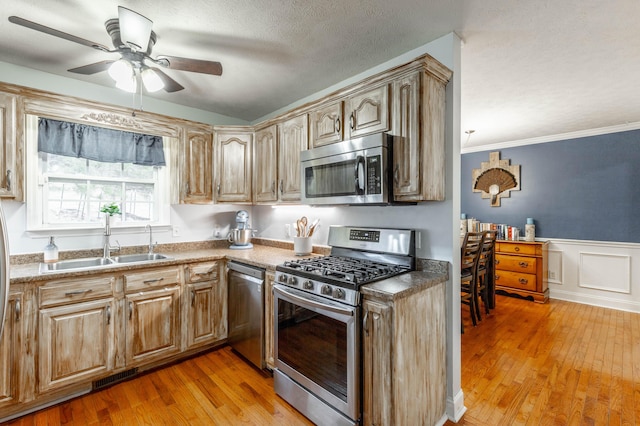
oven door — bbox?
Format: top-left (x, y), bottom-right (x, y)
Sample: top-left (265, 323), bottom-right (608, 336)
top-left (273, 284), bottom-right (360, 424)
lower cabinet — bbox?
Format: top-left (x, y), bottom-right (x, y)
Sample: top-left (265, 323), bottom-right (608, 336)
top-left (183, 261), bottom-right (227, 350)
top-left (362, 279), bottom-right (446, 425)
top-left (0, 292), bottom-right (23, 410)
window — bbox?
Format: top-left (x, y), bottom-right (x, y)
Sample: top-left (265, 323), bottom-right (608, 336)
top-left (26, 115), bottom-right (171, 231)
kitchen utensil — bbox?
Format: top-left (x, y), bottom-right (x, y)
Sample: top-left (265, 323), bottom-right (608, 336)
top-left (308, 219), bottom-right (320, 237)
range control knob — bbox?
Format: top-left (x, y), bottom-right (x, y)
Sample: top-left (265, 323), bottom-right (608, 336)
top-left (288, 276), bottom-right (298, 286)
top-left (303, 280), bottom-right (314, 290)
top-left (321, 285), bottom-right (333, 296)
top-left (278, 274), bottom-right (288, 283)
top-left (333, 288), bottom-right (345, 299)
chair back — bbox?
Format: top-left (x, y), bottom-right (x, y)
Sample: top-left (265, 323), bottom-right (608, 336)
top-left (461, 231), bottom-right (484, 274)
top-left (477, 230), bottom-right (497, 273)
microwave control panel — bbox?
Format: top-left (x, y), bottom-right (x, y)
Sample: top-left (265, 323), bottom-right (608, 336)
top-left (366, 155), bottom-right (382, 194)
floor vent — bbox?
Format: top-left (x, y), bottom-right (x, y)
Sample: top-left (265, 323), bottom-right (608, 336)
top-left (92, 368), bottom-right (139, 391)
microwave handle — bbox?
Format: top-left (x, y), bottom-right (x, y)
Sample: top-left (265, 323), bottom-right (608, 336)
top-left (355, 155), bottom-right (365, 195)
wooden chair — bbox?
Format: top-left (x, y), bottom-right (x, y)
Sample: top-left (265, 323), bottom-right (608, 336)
top-left (475, 230), bottom-right (497, 320)
top-left (461, 231), bottom-right (484, 329)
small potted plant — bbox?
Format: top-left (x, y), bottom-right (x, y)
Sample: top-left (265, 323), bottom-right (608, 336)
top-left (100, 203), bottom-right (121, 233)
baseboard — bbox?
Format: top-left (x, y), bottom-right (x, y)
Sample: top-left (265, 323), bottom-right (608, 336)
top-left (446, 389), bottom-right (466, 423)
top-left (550, 289), bottom-right (640, 313)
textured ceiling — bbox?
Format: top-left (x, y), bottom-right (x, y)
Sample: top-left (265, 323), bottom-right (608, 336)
top-left (0, 0), bottom-right (638, 149)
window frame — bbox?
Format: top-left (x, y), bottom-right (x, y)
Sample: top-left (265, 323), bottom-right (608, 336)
top-left (25, 115), bottom-right (171, 233)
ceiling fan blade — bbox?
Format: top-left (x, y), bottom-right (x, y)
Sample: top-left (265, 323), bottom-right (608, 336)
top-left (152, 68), bottom-right (185, 92)
top-left (68, 60), bottom-right (115, 75)
top-left (118, 6), bottom-right (152, 52)
top-left (8, 16), bottom-right (110, 52)
top-left (157, 55), bottom-right (223, 76)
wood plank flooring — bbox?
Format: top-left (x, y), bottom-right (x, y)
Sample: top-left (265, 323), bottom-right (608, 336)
top-left (4, 295), bottom-right (639, 425)
top-left (450, 295), bottom-right (640, 425)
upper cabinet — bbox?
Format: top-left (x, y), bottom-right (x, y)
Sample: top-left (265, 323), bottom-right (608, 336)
top-left (309, 85), bottom-right (390, 148)
top-left (0, 92), bottom-right (22, 200)
top-left (181, 127), bottom-right (213, 204)
top-left (278, 114), bottom-right (308, 202)
top-left (253, 125), bottom-right (278, 203)
top-left (214, 129), bottom-right (253, 203)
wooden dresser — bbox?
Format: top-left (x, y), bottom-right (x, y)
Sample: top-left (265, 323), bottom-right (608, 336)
top-left (494, 240), bottom-right (549, 303)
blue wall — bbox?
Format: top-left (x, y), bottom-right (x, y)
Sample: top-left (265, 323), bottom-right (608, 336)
top-left (461, 129), bottom-right (640, 243)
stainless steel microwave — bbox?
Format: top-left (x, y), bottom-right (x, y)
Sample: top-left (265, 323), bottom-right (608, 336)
top-left (301, 133), bottom-right (391, 205)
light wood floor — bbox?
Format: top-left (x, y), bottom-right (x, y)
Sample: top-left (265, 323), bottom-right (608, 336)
top-left (5, 295), bottom-right (640, 425)
top-left (451, 295), bottom-right (640, 425)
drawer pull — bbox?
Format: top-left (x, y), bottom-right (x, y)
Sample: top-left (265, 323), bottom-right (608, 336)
top-left (495, 274), bottom-right (500, 281)
top-left (514, 247), bottom-right (520, 252)
top-left (129, 301), bottom-right (133, 320)
top-left (518, 261), bottom-right (529, 268)
top-left (65, 289), bottom-right (93, 297)
top-left (495, 259), bottom-right (500, 265)
top-left (363, 309), bottom-right (369, 336)
top-left (191, 289), bottom-right (196, 306)
top-left (15, 300), bottom-right (20, 322)
top-left (106, 305), bottom-right (111, 325)
top-left (519, 278), bottom-right (529, 285)
top-left (143, 278), bottom-right (164, 285)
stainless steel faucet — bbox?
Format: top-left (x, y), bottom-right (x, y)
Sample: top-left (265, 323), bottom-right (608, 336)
top-left (103, 216), bottom-right (120, 258)
top-left (146, 224), bottom-right (157, 254)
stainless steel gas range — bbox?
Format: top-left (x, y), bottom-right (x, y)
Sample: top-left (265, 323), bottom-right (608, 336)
top-left (273, 226), bottom-right (415, 426)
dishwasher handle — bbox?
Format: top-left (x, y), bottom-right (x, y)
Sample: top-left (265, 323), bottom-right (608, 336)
top-left (227, 261), bottom-right (265, 280)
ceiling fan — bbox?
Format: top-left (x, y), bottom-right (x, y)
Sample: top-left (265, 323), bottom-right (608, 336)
top-left (8, 6), bottom-right (223, 93)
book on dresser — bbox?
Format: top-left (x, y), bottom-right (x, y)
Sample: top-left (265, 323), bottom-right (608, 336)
top-left (494, 240), bottom-right (549, 303)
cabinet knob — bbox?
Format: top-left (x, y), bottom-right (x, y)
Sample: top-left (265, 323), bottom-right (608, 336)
top-left (15, 300), bottom-right (20, 322)
top-left (495, 259), bottom-right (500, 265)
top-left (335, 117), bottom-right (341, 133)
top-left (349, 112), bottom-right (355, 130)
top-left (363, 309), bottom-right (369, 335)
top-left (129, 301), bottom-right (133, 320)
top-left (515, 247), bottom-right (520, 252)
top-left (106, 304), bottom-right (111, 325)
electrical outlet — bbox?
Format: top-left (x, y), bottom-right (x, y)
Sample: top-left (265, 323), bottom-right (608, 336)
top-left (416, 231), bottom-right (422, 249)
top-left (285, 224), bottom-right (291, 238)
top-left (172, 226), bottom-right (180, 237)
top-left (549, 271), bottom-right (556, 280)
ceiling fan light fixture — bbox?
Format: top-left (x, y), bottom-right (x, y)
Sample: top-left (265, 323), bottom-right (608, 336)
top-left (108, 59), bottom-right (133, 83)
top-left (141, 67), bottom-right (164, 92)
top-left (118, 6), bottom-right (152, 52)
top-left (115, 74), bottom-right (137, 93)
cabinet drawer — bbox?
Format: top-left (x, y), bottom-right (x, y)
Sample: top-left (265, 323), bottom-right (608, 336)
top-left (495, 255), bottom-right (537, 274)
top-left (185, 261), bottom-right (220, 283)
top-left (124, 267), bottom-right (180, 292)
top-left (496, 242), bottom-right (537, 256)
top-left (39, 276), bottom-right (115, 307)
top-left (495, 270), bottom-right (537, 291)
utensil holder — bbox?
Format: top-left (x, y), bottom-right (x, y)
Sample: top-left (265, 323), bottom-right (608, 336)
top-left (293, 237), bottom-right (312, 255)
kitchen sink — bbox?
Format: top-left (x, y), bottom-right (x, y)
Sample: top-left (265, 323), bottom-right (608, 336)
top-left (111, 253), bottom-right (171, 263)
top-left (38, 253), bottom-right (172, 274)
top-left (39, 257), bottom-right (116, 273)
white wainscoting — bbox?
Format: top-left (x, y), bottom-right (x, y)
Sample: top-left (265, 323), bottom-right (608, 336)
top-left (546, 239), bottom-right (640, 313)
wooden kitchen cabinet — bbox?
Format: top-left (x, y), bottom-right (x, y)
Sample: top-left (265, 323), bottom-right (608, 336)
top-left (0, 292), bottom-right (23, 410)
top-left (214, 129), bottom-right (253, 203)
top-left (181, 126), bottom-right (213, 204)
top-left (495, 240), bottom-right (549, 303)
top-left (37, 275), bottom-right (116, 393)
top-left (362, 279), bottom-right (446, 426)
top-left (263, 271), bottom-right (276, 370)
top-left (277, 114), bottom-right (308, 202)
top-left (345, 84), bottom-right (390, 139)
top-left (0, 92), bottom-right (22, 200)
top-left (183, 261), bottom-right (227, 350)
top-left (124, 267), bottom-right (181, 366)
top-left (391, 67), bottom-right (449, 202)
top-left (310, 100), bottom-right (343, 147)
top-left (253, 125), bottom-right (278, 203)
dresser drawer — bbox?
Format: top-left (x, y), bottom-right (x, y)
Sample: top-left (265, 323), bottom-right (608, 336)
top-left (495, 254), bottom-right (537, 274)
top-left (39, 276), bottom-right (115, 307)
top-left (495, 270), bottom-right (537, 291)
top-left (496, 242), bottom-right (537, 256)
top-left (185, 261), bottom-right (220, 283)
top-left (124, 267), bottom-right (181, 292)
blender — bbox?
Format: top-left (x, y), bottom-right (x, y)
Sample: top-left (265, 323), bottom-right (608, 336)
top-left (228, 210), bottom-right (254, 249)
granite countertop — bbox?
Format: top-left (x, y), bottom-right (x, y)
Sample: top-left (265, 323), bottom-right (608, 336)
top-left (360, 269), bottom-right (448, 302)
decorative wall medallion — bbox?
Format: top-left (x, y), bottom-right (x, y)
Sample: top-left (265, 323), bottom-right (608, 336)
top-left (472, 151), bottom-right (520, 207)
top-left (80, 112), bottom-right (143, 130)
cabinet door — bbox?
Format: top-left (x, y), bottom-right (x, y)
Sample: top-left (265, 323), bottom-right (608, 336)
top-left (278, 114), bottom-right (308, 202)
top-left (185, 278), bottom-right (227, 349)
top-left (263, 272), bottom-right (275, 370)
top-left (345, 84), bottom-right (390, 139)
top-left (392, 71), bottom-right (421, 199)
top-left (182, 128), bottom-right (213, 204)
top-left (0, 293), bottom-right (22, 409)
top-left (125, 287), bottom-right (180, 366)
top-left (310, 101), bottom-right (343, 147)
top-left (253, 125), bottom-right (278, 203)
top-left (0, 92), bottom-right (19, 200)
top-left (362, 299), bottom-right (393, 426)
top-left (38, 298), bottom-right (115, 392)
top-left (215, 131), bottom-right (252, 203)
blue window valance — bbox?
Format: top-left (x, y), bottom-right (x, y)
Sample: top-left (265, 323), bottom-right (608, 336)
top-left (37, 117), bottom-right (166, 166)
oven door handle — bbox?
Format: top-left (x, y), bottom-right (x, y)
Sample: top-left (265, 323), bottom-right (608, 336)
top-left (274, 284), bottom-right (355, 317)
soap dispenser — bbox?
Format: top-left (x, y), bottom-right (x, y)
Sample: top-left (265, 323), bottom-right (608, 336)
top-left (44, 236), bottom-right (59, 263)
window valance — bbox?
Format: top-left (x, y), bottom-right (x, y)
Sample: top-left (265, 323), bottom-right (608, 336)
top-left (37, 117), bottom-right (166, 166)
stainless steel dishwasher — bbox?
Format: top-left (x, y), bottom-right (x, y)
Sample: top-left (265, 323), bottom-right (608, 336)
top-left (227, 261), bottom-right (265, 369)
